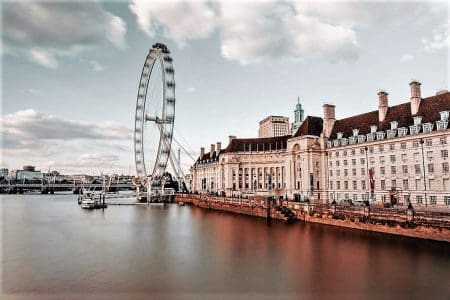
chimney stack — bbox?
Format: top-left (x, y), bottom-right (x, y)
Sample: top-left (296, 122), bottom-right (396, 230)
top-left (228, 135), bottom-right (236, 143)
top-left (216, 142), bottom-right (222, 153)
top-left (210, 144), bottom-right (215, 155)
top-left (378, 90), bottom-right (389, 122)
top-left (200, 147), bottom-right (205, 158)
top-left (322, 104), bottom-right (336, 138)
top-left (409, 80), bottom-right (422, 115)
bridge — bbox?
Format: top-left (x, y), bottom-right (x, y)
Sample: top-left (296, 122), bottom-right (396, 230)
top-left (0, 183), bottom-right (136, 194)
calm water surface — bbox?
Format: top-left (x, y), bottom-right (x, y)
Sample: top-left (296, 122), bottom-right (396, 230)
top-left (1, 194), bottom-right (450, 299)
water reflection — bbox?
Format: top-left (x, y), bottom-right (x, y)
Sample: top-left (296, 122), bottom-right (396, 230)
top-left (2, 194), bottom-right (450, 299)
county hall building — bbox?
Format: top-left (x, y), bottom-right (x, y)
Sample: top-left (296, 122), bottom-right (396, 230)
top-left (191, 81), bottom-right (450, 207)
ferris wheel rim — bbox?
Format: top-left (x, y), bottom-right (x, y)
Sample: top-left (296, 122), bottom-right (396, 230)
top-left (134, 43), bottom-right (176, 182)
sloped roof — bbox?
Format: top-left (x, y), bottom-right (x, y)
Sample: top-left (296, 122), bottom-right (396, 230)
top-left (222, 135), bottom-right (290, 153)
top-left (330, 92), bottom-right (450, 139)
top-left (292, 116), bottom-right (324, 138)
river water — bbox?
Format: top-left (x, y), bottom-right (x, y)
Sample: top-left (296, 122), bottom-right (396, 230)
top-left (1, 194), bottom-right (449, 299)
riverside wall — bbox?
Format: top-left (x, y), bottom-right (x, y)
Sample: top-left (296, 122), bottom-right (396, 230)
top-left (175, 194), bottom-right (450, 243)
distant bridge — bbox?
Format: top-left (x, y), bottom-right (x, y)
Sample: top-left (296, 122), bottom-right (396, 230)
top-left (0, 183), bottom-right (136, 190)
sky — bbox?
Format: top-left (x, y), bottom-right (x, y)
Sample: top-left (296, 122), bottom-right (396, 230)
top-left (1, 0), bottom-right (449, 175)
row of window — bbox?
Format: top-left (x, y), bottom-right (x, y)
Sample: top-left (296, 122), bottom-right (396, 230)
top-left (330, 162), bottom-right (450, 177)
top-left (330, 137), bottom-right (447, 158)
top-left (330, 150), bottom-right (448, 168)
top-left (330, 178), bottom-right (450, 191)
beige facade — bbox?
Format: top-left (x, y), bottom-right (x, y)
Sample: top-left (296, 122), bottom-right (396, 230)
top-left (192, 81), bottom-right (450, 207)
top-left (258, 116), bottom-right (290, 138)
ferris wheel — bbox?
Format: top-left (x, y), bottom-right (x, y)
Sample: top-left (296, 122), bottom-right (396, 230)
top-left (134, 43), bottom-right (176, 186)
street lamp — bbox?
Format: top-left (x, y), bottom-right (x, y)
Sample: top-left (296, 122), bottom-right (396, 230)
top-left (364, 205), bottom-right (370, 218)
top-left (419, 139), bottom-right (427, 207)
top-left (406, 200), bottom-right (414, 222)
top-left (364, 146), bottom-right (370, 206)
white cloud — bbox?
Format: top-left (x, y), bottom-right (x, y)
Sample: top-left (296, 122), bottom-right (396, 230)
top-left (79, 153), bottom-right (120, 166)
top-left (1, 109), bottom-right (131, 147)
top-left (129, 1), bottom-right (216, 46)
top-left (400, 53), bottom-right (414, 63)
top-left (90, 60), bottom-right (104, 72)
top-left (107, 15), bottom-right (127, 49)
top-left (219, 2), bottom-right (358, 64)
top-left (29, 48), bottom-right (58, 69)
top-left (3, 2), bottom-right (127, 68)
top-left (423, 21), bottom-right (450, 53)
top-left (1, 109), bottom-right (133, 173)
top-left (187, 87), bottom-right (196, 93)
top-left (129, 1), bottom-right (444, 65)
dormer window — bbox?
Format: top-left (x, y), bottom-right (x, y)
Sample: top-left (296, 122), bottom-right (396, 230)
top-left (376, 131), bottom-right (386, 140)
top-left (358, 135), bottom-right (366, 143)
top-left (422, 122), bottom-right (433, 133)
top-left (387, 129), bottom-right (396, 139)
top-left (341, 138), bottom-right (348, 146)
top-left (440, 111), bottom-right (449, 121)
top-left (333, 139), bottom-right (340, 147)
top-left (327, 141), bottom-right (333, 148)
top-left (413, 116), bottom-right (423, 126)
top-left (370, 125), bottom-right (377, 133)
top-left (366, 132), bottom-right (375, 142)
top-left (398, 127), bottom-right (408, 137)
top-left (349, 136), bottom-right (357, 144)
top-left (437, 119), bottom-right (448, 131)
top-left (409, 124), bottom-right (421, 135)
top-left (337, 132), bottom-right (343, 139)
top-left (390, 121), bottom-right (398, 130)
top-left (352, 129), bottom-right (359, 137)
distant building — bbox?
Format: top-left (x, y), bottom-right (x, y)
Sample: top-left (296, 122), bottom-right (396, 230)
top-left (43, 171), bottom-right (65, 183)
top-left (258, 116), bottom-right (290, 138)
top-left (0, 168), bottom-right (9, 178)
top-left (13, 166), bottom-right (43, 181)
top-left (192, 80), bottom-right (450, 207)
top-left (292, 97), bottom-right (305, 134)
top-left (66, 174), bottom-right (95, 183)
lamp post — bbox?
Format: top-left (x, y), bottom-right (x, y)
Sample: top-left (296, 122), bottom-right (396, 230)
top-left (364, 146), bottom-right (370, 206)
top-left (325, 152), bottom-right (330, 205)
top-left (419, 139), bottom-right (427, 207)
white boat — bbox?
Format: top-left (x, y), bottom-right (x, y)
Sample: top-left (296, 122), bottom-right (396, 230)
top-left (81, 198), bottom-right (96, 209)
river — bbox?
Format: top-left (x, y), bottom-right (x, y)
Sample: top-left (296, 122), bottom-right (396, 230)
top-left (1, 194), bottom-right (449, 299)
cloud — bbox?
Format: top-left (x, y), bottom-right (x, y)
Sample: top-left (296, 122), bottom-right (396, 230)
top-left (129, 1), bottom-right (216, 46)
top-left (187, 87), bottom-right (196, 93)
top-left (78, 153), bottom-right (120, 166)
top-left (89, 60), bottom-right (104, 72)
top-left (29, 48), bottom-right (58, 69)
top-left (1, 109), bottom-right (131, 149)
top-left (219, 2), bottom-right (358, 64)
top-left (2, 2), bottom-right (127, 68)
top-left (422, 21), bottom-right (450, 53)
top-left (400, 54), bottom-right (414, 63)
top-left (129, 1), bottom-right (444, 65)
top-left (1, 109), bottom-right (133, 173)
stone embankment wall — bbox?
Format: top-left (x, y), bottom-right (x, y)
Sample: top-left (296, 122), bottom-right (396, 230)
top-left (175, 194), bottom-right (450, 243)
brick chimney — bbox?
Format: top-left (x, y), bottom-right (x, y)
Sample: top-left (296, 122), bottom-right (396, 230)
top-left (410, 80), bottom-right (422, 115)
top-left (322, 104), bottom-right (336, 138)
top-left (210, 144), bottom-right (215, 154)
top-left (216, 142), bottom-right (222, 154)
top-left (200, 147), bottom-right (205, 158)
top-left (378, 90), bottom-right (388, 122)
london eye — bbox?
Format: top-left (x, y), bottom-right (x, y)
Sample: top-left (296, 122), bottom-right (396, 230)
top-left (134, 43), bottom-right (176, 193)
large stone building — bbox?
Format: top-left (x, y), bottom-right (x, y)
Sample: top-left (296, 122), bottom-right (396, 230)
top-left (258, 115), bottom-right (290, 138)
top-left (191, 81), bottom-right (450, 207)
